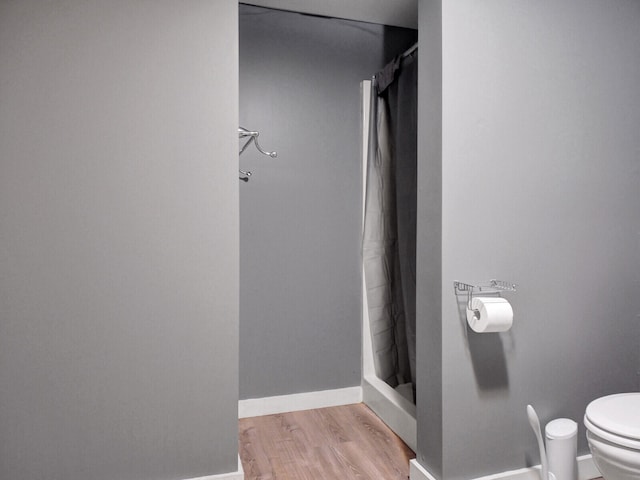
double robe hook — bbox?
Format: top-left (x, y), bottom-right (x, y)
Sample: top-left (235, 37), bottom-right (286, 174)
top-left (238, 126), bottom-right (277, 181)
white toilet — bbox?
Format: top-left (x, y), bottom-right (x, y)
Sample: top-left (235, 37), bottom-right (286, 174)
top-left (584, 393), bottom-right (640, 480)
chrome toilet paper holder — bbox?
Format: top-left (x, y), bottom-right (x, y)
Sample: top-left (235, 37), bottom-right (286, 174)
top-left (453, 279), bottom-right (517, 311)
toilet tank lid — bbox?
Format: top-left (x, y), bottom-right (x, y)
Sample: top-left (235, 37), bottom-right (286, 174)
top-left (585, 393), bottom-right (640, 440)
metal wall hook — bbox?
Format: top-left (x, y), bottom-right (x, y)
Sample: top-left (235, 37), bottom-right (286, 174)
top-left (238, 126), bottom-right (277, 158)
top-left (238, 126), bottom-right (277, 181)
top-left (239, 169), bottom-right (252, 182)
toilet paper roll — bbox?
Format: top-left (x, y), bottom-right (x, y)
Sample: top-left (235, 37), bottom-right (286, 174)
top-left (466, 296), bottom-right (513, 333)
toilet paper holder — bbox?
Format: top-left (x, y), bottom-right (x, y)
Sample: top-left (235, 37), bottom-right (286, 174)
top-left (454, 279), bottom-right (517, 311)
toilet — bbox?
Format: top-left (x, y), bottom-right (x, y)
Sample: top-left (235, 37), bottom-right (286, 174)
top-left (584, 393), bottom-right (640, 480)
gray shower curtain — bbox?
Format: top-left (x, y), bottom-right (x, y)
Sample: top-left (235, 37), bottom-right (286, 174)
top-left (363, 52), bottom-right (417, 401)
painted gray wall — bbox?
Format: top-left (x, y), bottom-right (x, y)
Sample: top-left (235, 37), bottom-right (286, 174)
top-left (416, 0), bottom-right (443, 477)
top-left (415, 1), bottom-right (640, 479)
top-left (0, 1), bottom-right (239, 479)
top-left (239, 4), bottom-right (417, 399)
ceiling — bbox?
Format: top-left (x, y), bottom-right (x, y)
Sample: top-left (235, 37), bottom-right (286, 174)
top-left (240, 0), bottom-right (419, 29)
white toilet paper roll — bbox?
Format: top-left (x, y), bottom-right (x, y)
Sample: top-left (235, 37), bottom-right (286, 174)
top-left (466, 296), bottom-right (513, 333)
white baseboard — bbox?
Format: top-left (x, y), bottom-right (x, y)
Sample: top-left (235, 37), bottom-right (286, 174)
top-left (410, 459), bottom-right (439, 480)
top-left (411, 455), bottom-right (598, 480)
top-left (239, 386), bottom-right (363, 418)
top-left (471, 455), bottom-right (597, 480)
top-left (184, 455), bottom-right (244, 480)
top-left (576, 455), bottom-right (600, 480)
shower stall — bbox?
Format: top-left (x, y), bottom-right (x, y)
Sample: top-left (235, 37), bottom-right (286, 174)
top-left (239, 2), bottom-right (418, 450)
top-left (360, 43), bottom-right (418, 452)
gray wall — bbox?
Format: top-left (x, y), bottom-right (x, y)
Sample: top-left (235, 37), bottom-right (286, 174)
top-left (416, 1), bottom-right (640, 479)
top-left (239, 4), bottom-right (417, 399)
top-left (416, 0), bottom-right (443, 477)
top-left (0, 1), bottom-right (239, 479)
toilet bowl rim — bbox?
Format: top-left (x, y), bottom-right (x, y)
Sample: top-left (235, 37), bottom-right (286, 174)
top-left (585, 415), bottom-right (640, 451)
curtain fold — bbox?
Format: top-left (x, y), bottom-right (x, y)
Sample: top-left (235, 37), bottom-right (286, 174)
top-left (363, 53), bottom-right (418, 400)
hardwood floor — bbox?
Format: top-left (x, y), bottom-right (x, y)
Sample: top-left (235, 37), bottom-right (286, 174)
top-left (239, 403), bottom-right (415, 479)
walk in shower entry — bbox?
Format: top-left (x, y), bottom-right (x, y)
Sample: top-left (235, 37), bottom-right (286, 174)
top-left (360, 42), bottom-right (418, 450)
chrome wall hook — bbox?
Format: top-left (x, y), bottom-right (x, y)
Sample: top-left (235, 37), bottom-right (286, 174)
top-left (239, 169), bottom-right (252, 182)
top-left (238, 126), bottom-right (277, 182)
top-left (239, 126), bottom-right (277, 158)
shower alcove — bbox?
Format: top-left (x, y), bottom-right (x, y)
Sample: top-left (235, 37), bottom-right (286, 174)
top-left (239, 2), bottom-right (419, 452)
top-left (361, 76), bottom-right (417, 451)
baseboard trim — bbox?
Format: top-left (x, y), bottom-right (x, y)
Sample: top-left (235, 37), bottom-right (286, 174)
top-left (239, 386), bottom-right (363, 418)
top-left (184, 455), bottom-right (244, 480)
top-left (471, 455), bottom-right (597, 480)
top-left (410, 459), bottom-right (439, 480)
top-left (411, 455), bottom-right (597, 480)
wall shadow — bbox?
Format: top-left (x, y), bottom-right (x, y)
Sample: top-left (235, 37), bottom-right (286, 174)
top-left (383, 25), bottom-right (418, 66)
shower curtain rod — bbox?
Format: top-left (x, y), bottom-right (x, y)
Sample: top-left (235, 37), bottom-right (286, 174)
top-left (371, 42), bottom-right (418, 86)
top-left (402, 42), bottom-right (418, 58)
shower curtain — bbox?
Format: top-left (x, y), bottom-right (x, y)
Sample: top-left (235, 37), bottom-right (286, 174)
top-left (363, 51), bottom-right (417, 401)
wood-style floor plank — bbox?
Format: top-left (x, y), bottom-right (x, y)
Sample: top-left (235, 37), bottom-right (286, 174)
top-left (239, 403), bottom-right (415, 479)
